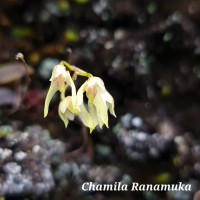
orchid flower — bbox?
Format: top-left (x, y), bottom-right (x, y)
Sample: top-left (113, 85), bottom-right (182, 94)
top-left (44, 61), bottom-right (116, 133)
top-left (77, 76), bottom-right (116, 131)
top-left (44, 64), bottom-right (76, 118)
top-left (58, 96), bottom-right (76, 128)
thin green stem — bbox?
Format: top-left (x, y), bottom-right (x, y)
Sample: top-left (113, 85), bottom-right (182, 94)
top-left (60, 61), bottom-right (75, 71)
top-left (72, 72), bottom-right (77, 81)
top-left (60, 90), bottom-right (65, 101)
top-left (60, 60), bottom-right (93, 78)
top-left (75, 68), bottom-right (93, 78)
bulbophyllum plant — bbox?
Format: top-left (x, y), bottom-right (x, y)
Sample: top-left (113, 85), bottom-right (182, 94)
top-left (44, 60), bottom-right (116, 133)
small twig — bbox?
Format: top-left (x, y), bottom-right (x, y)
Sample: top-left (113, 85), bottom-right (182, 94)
top-left (8, 53), bottom-right (31, 114)
top-left (15, 52), bottom-right (31, 83)
top-left (15, 53), bottom-right (31, 95)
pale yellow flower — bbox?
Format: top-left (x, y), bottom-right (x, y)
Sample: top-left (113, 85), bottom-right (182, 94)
top-left (59, 96), bottom-right (94, 131)
top-left (77, 76), bottom-right (116, 131)
top-left (58, 96), bottom-right (76, 128)
top-left (44, 63), bottom-right (116, 133)
top-left (44, 64), bottom-right (76, 117)
top-left (77, 102), bottom-right (94, 132)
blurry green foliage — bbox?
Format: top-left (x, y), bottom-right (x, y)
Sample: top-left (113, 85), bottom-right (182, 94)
top-left (11, 26), bottom-right (34, 38)
top-left (64, 28), bottom-right (80, 42)
top-left (161, 84), bottom-right (171, 97)
top-left (155, 172), bottom-right (172, 184)
top-left (59, 0), bottom-right (70, 10)
top-left (74, 0), bottom-right (90, 5)
top-left (0, 125), bottom-right (13, 139)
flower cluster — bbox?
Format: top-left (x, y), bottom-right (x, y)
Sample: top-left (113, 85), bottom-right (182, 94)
top-left (44, 62), bottom-right (116, 133)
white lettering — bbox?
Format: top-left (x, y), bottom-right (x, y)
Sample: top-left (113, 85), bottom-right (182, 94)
top-left (178, 182), bottom-right (185, 191)
top-left (160, 184), bottom-right (171, 191)
top-left (153, 184), bottom-right (160, 191)
top-left (131, 182), bottom-right (139, 191)
top-left (121, 184), bottom-right (128, 191)
top-left (82, 182), bottom-right (89, 191)
top-left (185, 184), bottom-right (191, 191)
top-left (82, 182), bottom-right (191, 192)
top-left (146, 184), bottom-right (153, 191)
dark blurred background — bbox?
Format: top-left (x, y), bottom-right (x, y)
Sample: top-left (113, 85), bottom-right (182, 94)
top-left (1, 0), bottom-right (200, 200)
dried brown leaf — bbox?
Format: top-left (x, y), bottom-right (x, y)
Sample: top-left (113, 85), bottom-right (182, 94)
top-left (0, 62), bottom-right (34, 84)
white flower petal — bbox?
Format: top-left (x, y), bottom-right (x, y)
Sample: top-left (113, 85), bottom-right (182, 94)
top-left (59, 97), bottom-right (70, 113)
top-left (102, 91), bottom-right (116, 117)
top-left (88, 103), bottom-right (99, 129)
top-left (65, 110), bottom-right (75, 121)
top-left (58, 103), bottom-right (69, 128)
top-left (93, 91), bottom-right (109, 128)
top-left (78, 103), bottom-right (94, 133)
top-left (88, 77), bottom-right (105, 90)
top-left (107, 102), bottom-right (116, 117)
top-left (77, 81), bottom-right (87, 107)
top-left (50, 64), bottom-right (68, 81)
top-left (65, 71), bottom-right (76, 108)
top-left (44, 80), bottom-right (59, 117)
top-left (101, 90), bottom-right (112, 103)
